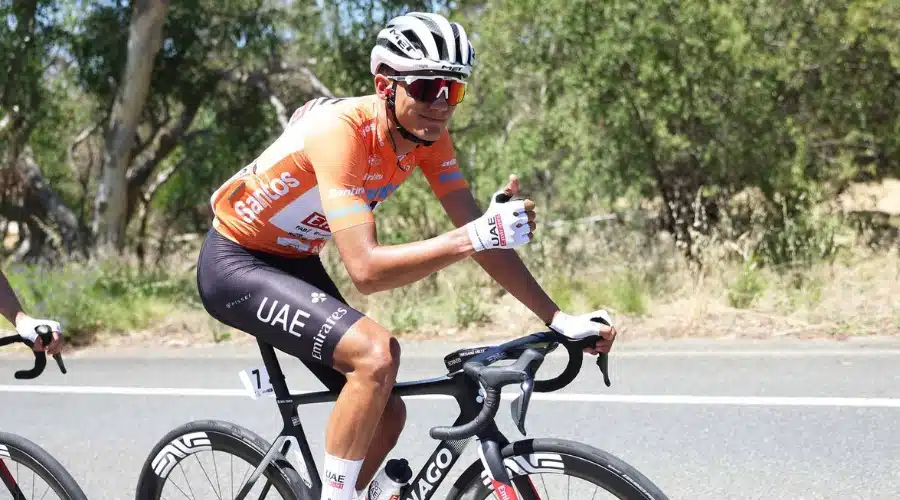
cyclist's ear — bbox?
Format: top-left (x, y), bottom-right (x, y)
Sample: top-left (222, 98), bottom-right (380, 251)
top-left (374, 74), bottom-right (392, 99)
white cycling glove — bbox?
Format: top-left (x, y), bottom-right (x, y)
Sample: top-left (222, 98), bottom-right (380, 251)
top-left (465, 189), bottom-right (532, 252)
top-left (15, 314), bottom-right (62, 345)
top-left (548, 310), bottom-right (615, 340)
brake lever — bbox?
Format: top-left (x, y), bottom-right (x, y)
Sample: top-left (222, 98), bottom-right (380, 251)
top-left (587, 317), bottom-right (613, 387)
top-left (570, 334), bottom-right (611, 388)
top-left (35, 324), bottom-right (67, 375)
top-left (597, 353), bottom-right (611, 387)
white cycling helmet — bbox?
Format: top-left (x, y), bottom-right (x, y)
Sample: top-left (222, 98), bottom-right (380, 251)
top-left (370, 12), bottom-right (475, 79)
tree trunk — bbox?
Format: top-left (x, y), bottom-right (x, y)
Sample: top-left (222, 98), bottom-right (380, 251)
top-left (19, 148), bottom-right (84, 256)
top-left (93, 0), bottom-right (169, 252)
top-left (135, 162), bottom-right (178, 269)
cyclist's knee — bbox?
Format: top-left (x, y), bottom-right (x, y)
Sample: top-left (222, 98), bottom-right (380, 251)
top-left (338, 318), bottom-right (400, 386)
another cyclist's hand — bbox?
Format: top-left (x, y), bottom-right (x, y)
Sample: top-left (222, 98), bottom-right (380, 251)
top-left (548, 309), bottom-right (617, 354)
top-left (465, 175), bottom-right (535, 252)
top-left (15, 313), bottom-right (64, 355)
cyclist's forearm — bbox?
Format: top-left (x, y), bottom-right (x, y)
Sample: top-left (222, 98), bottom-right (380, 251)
top-left (0, 270), bottom-right (24, 326)
top-left (472, 251), bottom-right (559, 325)
top-left (353, 226), bottom-right (475, 294)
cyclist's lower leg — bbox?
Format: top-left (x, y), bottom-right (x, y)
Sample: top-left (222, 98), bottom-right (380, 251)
top-left (323, 318), bottom-right (400, 500)
top-left (355, 394), bottom-right (406, 493)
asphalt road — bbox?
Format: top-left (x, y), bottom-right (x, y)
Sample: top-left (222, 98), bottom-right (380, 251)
top-left (1, 338), bottom-right (899, 499)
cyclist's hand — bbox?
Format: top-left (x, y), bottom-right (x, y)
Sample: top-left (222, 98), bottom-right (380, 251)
top-left (465, 174), bottom-right (536, 252)
top-left (548, 309), bottom-right (617, 354)
top-left (15, 313), bottom-right (64, 355)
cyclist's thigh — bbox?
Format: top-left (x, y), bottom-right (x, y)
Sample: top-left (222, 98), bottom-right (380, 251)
top-left (196, 229), bottom-right (362, 390)
top-left (280, 253), bottom-right (356, 392)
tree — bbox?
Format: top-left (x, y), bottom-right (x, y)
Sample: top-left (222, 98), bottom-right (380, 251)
top-left (1, 0), bottom-right (84, 261)
top-left (93, 0), bottom-right (169, 252)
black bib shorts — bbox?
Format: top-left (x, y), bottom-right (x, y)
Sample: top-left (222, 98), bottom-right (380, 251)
top-left (196, 228), bottom-right (365, 391)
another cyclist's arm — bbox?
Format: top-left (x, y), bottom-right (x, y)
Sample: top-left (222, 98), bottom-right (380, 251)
top-left (0, 269), bottom-right (63, 353)
top-left (0, 269), bottom-right (26, 326)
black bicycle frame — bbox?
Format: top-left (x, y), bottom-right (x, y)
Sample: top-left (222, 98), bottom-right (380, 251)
top-left (240, 338), bottom-right (525, 500)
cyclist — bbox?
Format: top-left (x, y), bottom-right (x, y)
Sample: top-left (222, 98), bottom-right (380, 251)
top-left (0, 269), bottom-right (63, 355)
top-left (197, 11), bottom-right (617, 500)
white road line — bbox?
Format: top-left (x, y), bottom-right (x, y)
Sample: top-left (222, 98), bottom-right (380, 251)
top-left (0, 385), bottom-right (246, 397)
top-left (609, 349), bottom-right (900, 357)
top-left (1, 384), bottom-right (899, 408)
top-left (2, 348), bottom-right (899, 363)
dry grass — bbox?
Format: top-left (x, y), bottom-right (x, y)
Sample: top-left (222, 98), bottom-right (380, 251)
top-left (612, 249), bottom-right (900, 342)
top-left (361, 235), bottom-right (900, 345)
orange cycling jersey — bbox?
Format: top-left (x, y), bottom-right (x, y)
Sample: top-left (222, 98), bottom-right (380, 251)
top-left (209, 95), bottom-right (469, 257)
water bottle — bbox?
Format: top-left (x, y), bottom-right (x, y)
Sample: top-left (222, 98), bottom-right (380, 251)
top-left (365, 458), bottom-right (412, 500)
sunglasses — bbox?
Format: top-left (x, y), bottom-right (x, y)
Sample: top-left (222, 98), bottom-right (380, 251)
top-left (388, 75), bottom-right (468, 105)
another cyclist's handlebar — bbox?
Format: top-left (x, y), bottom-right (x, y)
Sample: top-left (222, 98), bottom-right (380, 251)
top-left (430, 331), bottom-right (609, 440)
top-left (0, 324), bottom-right (67, 379)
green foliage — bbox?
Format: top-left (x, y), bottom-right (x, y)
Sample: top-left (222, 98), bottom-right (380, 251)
top-left (451, 0), bottom-right (900, 266)
top-left (754, 193), bottom-right (845, 268)
top-left (610, 272), bottom-right (649, 316)
top-left (4, 259), bottom-right (198, 343)
top-left (1, 0), bottom-right (72, 161)
top-left (387, 304), bottom-right (423, 332)
top-left (302, 0), bottom-right (448, 97)
top-left (727, 262), bottom-right (767, 309)
top-left (453, 285), bottom-right (488, 327)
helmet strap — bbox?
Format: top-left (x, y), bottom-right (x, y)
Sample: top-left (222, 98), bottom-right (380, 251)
top-left (386, 81), bottom-right (435, 147)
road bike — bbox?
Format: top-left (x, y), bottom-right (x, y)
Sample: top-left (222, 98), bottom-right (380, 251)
top-left (1, 325), bottom-right (88, 500)
top-left (135, 328), bottom-right (670, 499)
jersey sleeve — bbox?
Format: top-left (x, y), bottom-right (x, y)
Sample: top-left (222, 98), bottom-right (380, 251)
top-left (419, 131), bottom-right (469, 199)
top-left (303, 116), bottom-right (375, 233)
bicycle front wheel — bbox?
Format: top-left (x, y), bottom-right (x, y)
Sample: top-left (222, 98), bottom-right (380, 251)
top-left (134, 420), bottom-right (310, 500)
top-left (0, 431), bottom-right (88, 500)
top-left (447, 438), bottom-right (668, 500)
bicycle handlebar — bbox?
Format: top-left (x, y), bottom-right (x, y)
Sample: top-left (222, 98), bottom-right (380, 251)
top-left (0, 324), bottom-right (68, 379)
top-left (429, 331), bottom-right (609, 441)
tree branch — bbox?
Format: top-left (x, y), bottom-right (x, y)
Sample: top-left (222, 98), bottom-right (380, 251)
top-left (67, 120), bottom-right (103, 176)
top-left (225, 62), bottom-right (336, 99)
top-left (14, 147), bottom-right (85, 257)
top-left (220, 68), bottom-right (292, 127)
top-left (124, 98), bottom-right (208, 225)
top-left (135, 160), bottom-right (180, 268)
top-left (292, 65), bottom-right (336, 99)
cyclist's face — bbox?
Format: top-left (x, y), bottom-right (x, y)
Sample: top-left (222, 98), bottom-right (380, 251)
top-left (374, 72), bottom-right (466, 141)
top-left (395, 80), bottom-right (457, 141)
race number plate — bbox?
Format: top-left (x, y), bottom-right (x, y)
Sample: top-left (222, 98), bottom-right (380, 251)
top-left (238, 366), bottom-right (274, 399)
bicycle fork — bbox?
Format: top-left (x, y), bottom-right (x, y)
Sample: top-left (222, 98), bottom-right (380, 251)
top-left (477, 438), bottom-right (542, 500)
